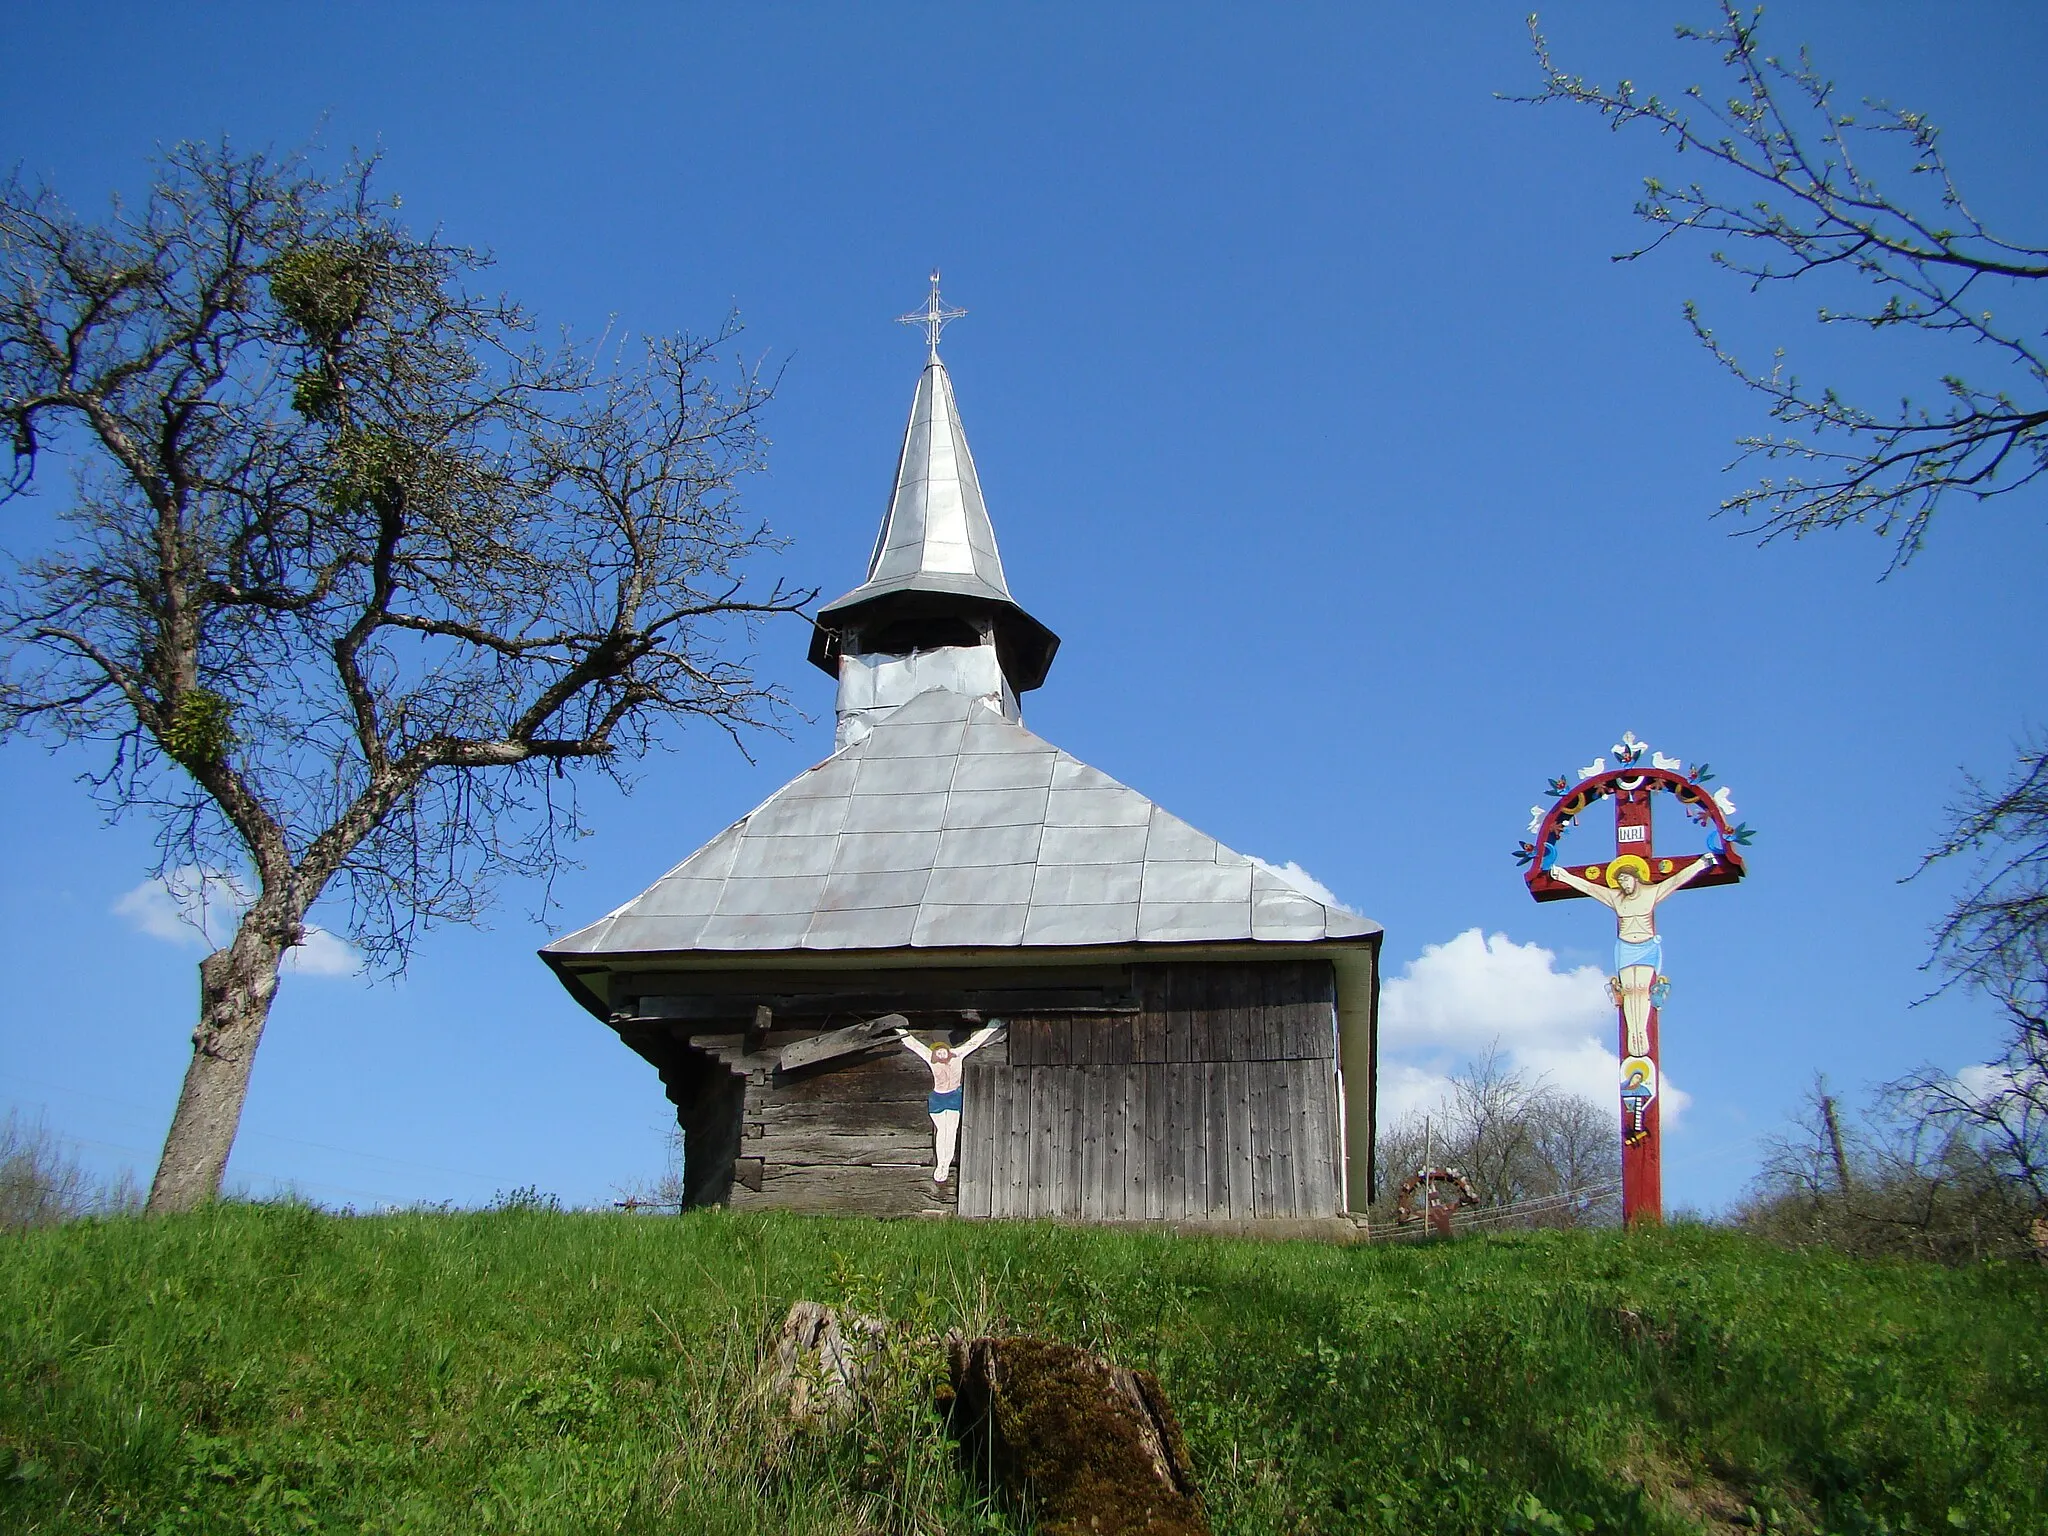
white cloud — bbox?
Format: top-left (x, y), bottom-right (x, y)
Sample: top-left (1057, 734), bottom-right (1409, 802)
top-left (1954, 1063), bottom-right (2011, 1103)
top-left (113, 865), bottom-right (249, 948)
top-left (282, 925), bottom-right (360, 976)
top-left (1379, 928), bottom-right (1691, 1125)
top-left (1377, 1059), bottom-right (1462, 1127)
top-left (1953, 1061), bottom-right (2044, 1104)
top-left (1383, 928), bottom-right (1609, 1048)
top-left (1250, 856), bottom-right (1346, 909)
top-left (113, 866), bottom-right (362, 978)
top-left (113, 877), bottom-right (205, 946)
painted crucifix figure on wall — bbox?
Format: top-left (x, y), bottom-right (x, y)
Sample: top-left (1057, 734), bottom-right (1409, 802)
top-left (895, 1021), bottom-right (1004, 1184)
top-left (1547, 851), bottom-right (1716, 1057)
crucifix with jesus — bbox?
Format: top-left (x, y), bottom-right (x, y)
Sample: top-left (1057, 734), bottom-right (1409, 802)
top-left (1517, 732), bottom-right (1753, 1226)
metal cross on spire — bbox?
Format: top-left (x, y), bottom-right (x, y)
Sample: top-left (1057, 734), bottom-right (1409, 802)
top-left (898, 270), bottom-right (967, 359)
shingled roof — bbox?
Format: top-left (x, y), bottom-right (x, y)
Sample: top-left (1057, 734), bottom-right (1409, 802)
top-left (543, 687), bottom-right (1378, 960)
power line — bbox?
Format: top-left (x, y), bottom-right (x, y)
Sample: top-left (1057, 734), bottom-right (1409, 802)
top-left (6, 1075), bottom-right (501, 1185)
top-left (1370, 1172), bottom-right (1626, 1240)
top-left (18, 1124), bottom-right (420, 1207)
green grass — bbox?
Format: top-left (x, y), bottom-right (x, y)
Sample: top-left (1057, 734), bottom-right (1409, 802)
top-left (1, 1207), bottom-right (2042, 1534)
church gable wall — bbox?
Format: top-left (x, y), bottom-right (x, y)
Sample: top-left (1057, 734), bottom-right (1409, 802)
top-left (621, 958), bottom-right (1346, 1223)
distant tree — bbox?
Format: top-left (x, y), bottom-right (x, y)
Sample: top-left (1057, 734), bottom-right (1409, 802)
top-left (1735, 1074), bottom-right (2037, 1263)
top-left (1522, 1), bottom-right (2048, 568)
top-left (1897, 746), bottom-right (2048, 1221)
top-left (1374, 1049), bottom-right (1619, 1229)
top-left (613, 1123), bottom-right (689, 1214)
top-left (0, 1112), bottom-right (139, 1231)
top-left (0, 143), bottom-right (809, 1213)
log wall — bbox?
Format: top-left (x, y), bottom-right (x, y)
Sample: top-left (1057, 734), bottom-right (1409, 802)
top-left (736, 1042), bottom-right (938, 1216)
top-left (621, 958), bottom-right (1344, 1222)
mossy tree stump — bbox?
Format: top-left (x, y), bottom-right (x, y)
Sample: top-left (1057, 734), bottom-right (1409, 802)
top-left (944, 1335), bottom-right (1209, 1536)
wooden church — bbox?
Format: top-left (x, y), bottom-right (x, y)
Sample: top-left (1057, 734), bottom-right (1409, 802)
top-left (542, 287), bottom-right (1382, 1224)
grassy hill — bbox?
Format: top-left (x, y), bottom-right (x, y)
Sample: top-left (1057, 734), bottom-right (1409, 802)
top-left (1, 1206), bottom-right (2042, 1534)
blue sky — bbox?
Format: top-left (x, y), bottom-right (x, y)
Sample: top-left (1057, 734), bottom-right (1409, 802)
top-left (3, 3), bottom-right (2043, 1214)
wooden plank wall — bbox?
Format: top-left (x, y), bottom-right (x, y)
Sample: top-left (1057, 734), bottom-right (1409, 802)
top-left (957, 960), bottom-right (1341, 1221)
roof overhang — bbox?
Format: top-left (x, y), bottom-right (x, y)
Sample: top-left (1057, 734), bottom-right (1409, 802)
top-left (543, 933), bottom-right (1381, 1023)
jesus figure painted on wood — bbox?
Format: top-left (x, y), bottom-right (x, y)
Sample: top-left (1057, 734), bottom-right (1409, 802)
top-left (895, 1022), bottom-right (1004, 1183)
top-left (1547, 851), bottom-right (1716, 1055)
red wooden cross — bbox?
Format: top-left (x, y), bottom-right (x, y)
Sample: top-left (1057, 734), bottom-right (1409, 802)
top-left (1521, 742), bottom-right (1748, 1227)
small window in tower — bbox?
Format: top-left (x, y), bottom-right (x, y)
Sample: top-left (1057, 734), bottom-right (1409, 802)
top-left (860, 615), bottom-right (985, 656)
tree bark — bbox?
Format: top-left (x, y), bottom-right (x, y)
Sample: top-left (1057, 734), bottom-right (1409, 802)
top-left (146, 926), bottom-right (288, 1213)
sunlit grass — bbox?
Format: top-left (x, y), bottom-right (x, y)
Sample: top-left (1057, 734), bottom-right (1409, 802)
top-left (1, 1206), bottom-right (2042, 1533)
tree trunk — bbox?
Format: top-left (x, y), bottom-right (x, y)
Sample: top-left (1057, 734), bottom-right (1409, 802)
top-left (146, 926), bottom-right (288, 1213)
top-left (1821, 1094), bottom-right (1855, 1195)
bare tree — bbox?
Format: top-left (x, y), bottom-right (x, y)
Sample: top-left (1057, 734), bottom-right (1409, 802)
top-left (0, 143), bottom-right (810, 1213)
top-left (613, 1122), bottom-right (689, 1214)
top-left (1739, 1074), bottom-right (1861, 1248)
top-left (1521, 2), bottom-right (2048, 568)
top-left (1737, 1074), bottom-right (2036, 1263)
top-left (0, 1111), bottom-right (140, 1231)
top-left (1897, 745), bottom-right (2048, 1219)
top-left (1374, 1049), bottom-right (1619, 1229)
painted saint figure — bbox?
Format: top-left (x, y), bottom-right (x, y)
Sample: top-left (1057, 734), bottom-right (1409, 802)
top-left (1547, 851), bottom-right (1716, 1056)
top-left (894, 1021), bottom-right (1004, 1184)
top-left (1619, 1058), bottom-right (1657, 1145)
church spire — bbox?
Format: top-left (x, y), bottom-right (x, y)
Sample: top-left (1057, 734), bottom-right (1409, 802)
top-left (807, 279), bottom-right (1059, 727)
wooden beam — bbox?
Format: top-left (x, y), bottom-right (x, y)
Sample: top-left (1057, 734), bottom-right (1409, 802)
top-left (628, 989), bottom-right (1138, 1024)
top-left (729, 1164), bottom-right (937, 1218)
top-left (776, 1014), bottom-right (909, 1076)
top-left (1529, 852), bottom-right (1740, 903)
top-left (614, 963), bottom-right (1133, 997)
top-left (755, 1129), bottom-right (932, 1166)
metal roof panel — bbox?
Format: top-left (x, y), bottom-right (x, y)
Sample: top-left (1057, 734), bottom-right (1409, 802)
top-left (830, 830), bottom-right (944, 875)
top-left (944, 785), bottom-right (1052, 830)
top-left (1039, 823), bottom-right (1148, 865)
top-left (948, 749), bottom-right (1058, 792)
top-left (1022, 903), bottom-right (1142, 945)
top-left (543, 688), bottom-right (1382, 961)
top-left (923, 863), bottom-right (1038, 906)
top-left (1029, 862), bottom-right (1144, 907)
top-left (933, 823), bottom-right (1045, 868)
top-left (913, 902), bottom-right (1031, 948)
top-left (803, 905), bottom-right (921, 949)
top-left (842, 791), bottom-right (950, 834)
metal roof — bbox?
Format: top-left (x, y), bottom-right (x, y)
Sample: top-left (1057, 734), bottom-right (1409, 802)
top-left (808, 355), bottom-right (1059, 690)
top-left (544, 686), bottom-right (1380, 960)
top-left (824, 356), bottom-right (1010, 614)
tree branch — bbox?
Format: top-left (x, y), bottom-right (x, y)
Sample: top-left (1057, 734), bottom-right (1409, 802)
top-left (1517, 2), bottom-right (2048, 563)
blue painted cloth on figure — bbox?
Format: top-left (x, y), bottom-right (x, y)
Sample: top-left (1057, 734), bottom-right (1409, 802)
top-left (928, 1087), bottom-right (964, 1114)
top-left (1614, 935), bottom-right (1663, 973)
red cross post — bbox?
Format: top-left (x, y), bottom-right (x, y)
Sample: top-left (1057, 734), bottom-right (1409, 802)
top-left (1519, 735), bottom-right (1749, 1227)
